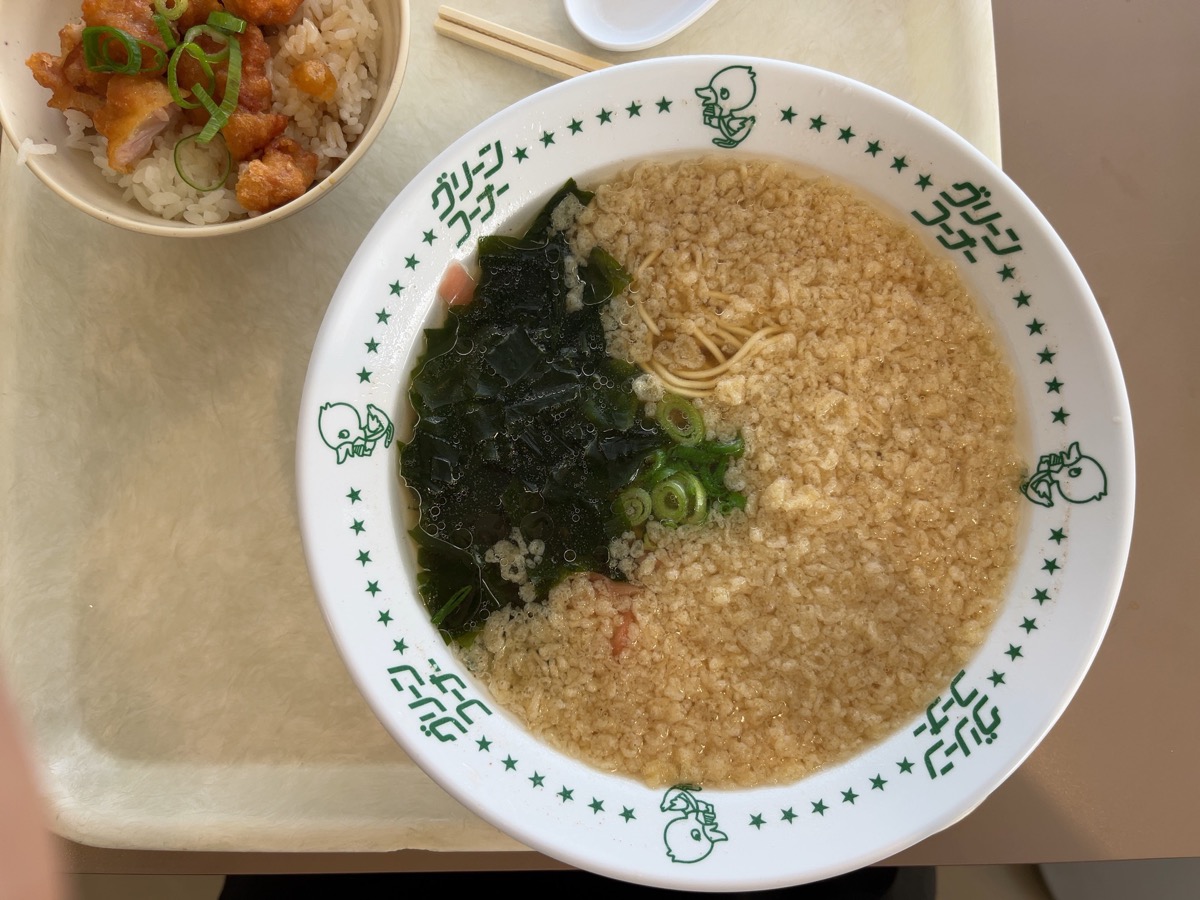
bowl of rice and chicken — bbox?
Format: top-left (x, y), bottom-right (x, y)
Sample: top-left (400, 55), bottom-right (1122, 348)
top-left (0, 0), bottom-right (408, 234)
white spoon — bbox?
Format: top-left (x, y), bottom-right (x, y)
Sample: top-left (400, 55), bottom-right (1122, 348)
top-left (564, 0), bottom-right (721, 52)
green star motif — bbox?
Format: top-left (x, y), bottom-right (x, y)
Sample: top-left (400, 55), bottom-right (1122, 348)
top-left (838, 126), bottom-right (855, 142)
top-left (890, 156), bottom-right (908, 172)
top-left (513, 146), bottom-right (528, 162)
top-left (620, 807), bottom-right (636, 822)
top-left (376, 309), bottom-right (391, 324)
top-left (388, 282), bottom-right (402, 296)
top-left (841, 788), bottom-right (858, 805)
top-left (529, 772), bottom-right (544, 788)
top-left (377, 610), bottom-right (392, 625)
top-left (998, 265), bottom-right (1016, 281)
top-left (897, 758), bottom-right (915, 774)
top-left (780, 106), bottom-right (797, 123)
top-left (749, 813), bottom-right (766, 829)
top-left (540, 131), bottom-right (555, 147)
top-left (1014, 291), bottom-right (1032, 307)
top-left (476, 736), bottom-right (492, 751)
top-left (404, 255), bottom-right (419, 269)
top-left (1052, 408), bottom-right (1070, 424)
top-left (350, 519), bottom-right (365, 534)
top-left (357, 550), bottom-right (371, 566)
top-left (1049, 528), bottom-right (1066, 544)
top-left (781, 808), bottom-right (797, 823)
top-left (1021, 617), bottom-right (1038, 634)
top-left (865, 140), bottom-right (882, 156)
top-left (915, 174), bottom-right (933, 190)
top-left (1046, 377), bottom-right (1063, 393)
top-left (1027, 319), bottom-right (1045, 335)
top-left (392, 638), bottom-right (407, 653)
top-left (568, 118), bottom-right (583, 134)
top-left (588, 798), bottom-right (604, 814)
top-left (364, 338), bottom-right (379, 353)
top-left (1033, 588), bottom-right (1051, 604)
top-left (502, 756), bottom-right (517, 771)
top-left (811, 799), bottom-right (828, 816)
top-left (1006, 644), bottom-right (1023, 660)
top-left (1038, 347), bottom-right (1056, 363)
top-left (988, 670), bottom-right (1006, 686)
top-left (422, 230), bottom-right (436, 245)
top-left (366, 580), bottom-right (380, 596)
top-left (357, 368), bottom-right (371, 383)
top-left (557, 786), bottom-right (574, 802)
top-left (870, 775), bottom-right (887, 791)
top-left (346, 488), bottom-right (362, 503)
top-left (656, 97), bottom-right (672, 113)
top-left (626, 101), bottom-right (642, 117)
top-left (809, 114), bottom-right (826, 131)
top-left (597, 108), bottom-right (612, 124)
top-left (1043, 558), bottom-right (1060, 573)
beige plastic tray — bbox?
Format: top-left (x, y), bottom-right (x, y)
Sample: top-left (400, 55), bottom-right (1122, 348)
top-left (0, 0), bottom-right (999, 853)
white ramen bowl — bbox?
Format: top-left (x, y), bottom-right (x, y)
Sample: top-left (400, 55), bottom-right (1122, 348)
top-left (296, 57), bottom-right (1134, 891)
top-left (0, 0), bottom-right (409, 237)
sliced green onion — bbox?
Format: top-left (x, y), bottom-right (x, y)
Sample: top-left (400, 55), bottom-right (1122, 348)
top-left (167, 42), bottom-right (211, 109)
top-left (139, 42), bottom-right (168, 75)
top-left (173, 132), bottom-right (232, 192)
top-left (656, 394), bottom-right (705, 446)
top-left (676, 472), bottom-right (709, 525)
top-left (616, 487), bottom-right (652, 527)
top-left (206, 11), bottom-right (247, 34)
top-left (180, 25), bottom-right (232, 61)
top-left (82, 26), bottom-right (141, 74)
top-left (193, 31), bottom-right (241, 143)
top-left (651, 478), bottom-right (689, 526)
top-left (153, 12), bottom-right (178, 50)
top-left (431, 585), bottom-right (473, 627)
top-left (154, 0), bottom-right (190, 21)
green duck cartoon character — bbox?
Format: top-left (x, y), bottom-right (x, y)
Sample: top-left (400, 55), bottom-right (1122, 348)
top-left (318, 402), bottom-right (395, 464)
top-left (1020, 441), bottom-right (1108, 507)
top-left (695, 65), bottom-right (757, 148)
top-left (660, 786), bottom-right (728, 864)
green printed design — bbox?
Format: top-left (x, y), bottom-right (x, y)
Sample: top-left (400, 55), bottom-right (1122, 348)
top-left (1021, 442), bottom-right (1108, 507)
top-left (661, 787), bottom-right (728, 864)
top-left (387, 657), bottom-right (493, 743)
top-left (695, 66), bottom-right (757, 148)
top-left (319, 402), bottom-right (393, 464)
top-left (911, 182), bottom-right (1023, 263)
top-left (912, 670), bottom-right (1001, 778)
top-left (431, 140), bottom-right (509, 247)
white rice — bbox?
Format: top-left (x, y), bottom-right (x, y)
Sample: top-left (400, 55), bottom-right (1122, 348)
top-left (16, 139), bottom-right (57, 166)
top-left (267, 0), bottom-right (381, 179)
top-left (64, 109), bottom-right (245, 225)
top-left (60, 1), bottom-right (380, 223)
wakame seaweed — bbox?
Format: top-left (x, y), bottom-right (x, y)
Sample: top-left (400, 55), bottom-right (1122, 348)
top-left (399, 181), bottom-right (743, 640)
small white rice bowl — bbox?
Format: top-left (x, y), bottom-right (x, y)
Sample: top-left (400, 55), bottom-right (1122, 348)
top-left (0, 0), bottom-right (410, 236)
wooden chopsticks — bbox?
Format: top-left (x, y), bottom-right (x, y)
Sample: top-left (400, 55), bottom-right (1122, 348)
top-left (435, 6), bottom-right (610, 80)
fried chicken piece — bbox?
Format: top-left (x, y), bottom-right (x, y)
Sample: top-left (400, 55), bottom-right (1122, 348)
top-left (26, 24), bottom-right (109, 117)
top-left (82, 0), bottom-right (168, 52)
top-left (175, 21), bottom-right (274, 124)
top-left (92, 74), bottom-right (179, 172)
top-left (221, 0), bottom-right (305, 27)
top-left (235, 135), bottom-right (317, 212)
top-left (59, 22), bottom-right (112, 95)
top-left (221, 108), bottom-right (288, 161)
top-left (176, 0), bottom-right (223, 29)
